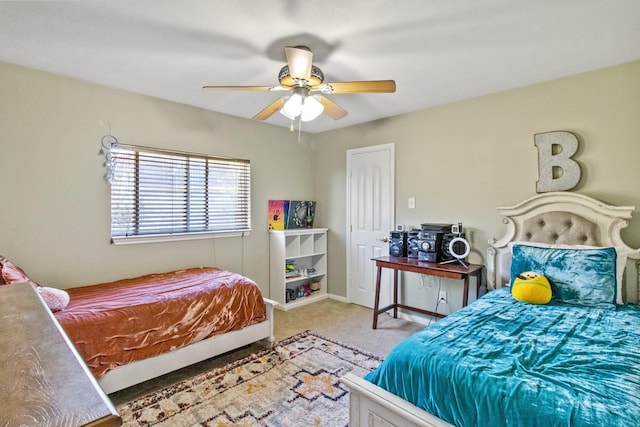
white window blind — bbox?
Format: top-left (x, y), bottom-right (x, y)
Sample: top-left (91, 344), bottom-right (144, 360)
top-left (109, 144), bottom-right (251, 244)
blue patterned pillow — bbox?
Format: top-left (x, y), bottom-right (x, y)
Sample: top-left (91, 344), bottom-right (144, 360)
top-left (510, 244), bottom-right (617, 309)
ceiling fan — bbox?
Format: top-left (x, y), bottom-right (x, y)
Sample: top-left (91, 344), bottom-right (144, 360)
top-left (202, 46), bottom-right (396, 124)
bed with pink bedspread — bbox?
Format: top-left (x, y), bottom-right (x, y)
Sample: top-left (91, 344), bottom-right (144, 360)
top-left (0, 259), bottom-right (276, 393)
top-left (54, 267), bottom-right (267, 379)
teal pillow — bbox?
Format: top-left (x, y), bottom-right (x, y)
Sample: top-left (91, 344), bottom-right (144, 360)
top-left (510, 244), bottom-right (617, 309)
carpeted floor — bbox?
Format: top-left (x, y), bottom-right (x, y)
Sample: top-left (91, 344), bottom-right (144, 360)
top-left (110, 298), bottom-right (425, 406)
top-left (117, 331), bottom-right (383, 426)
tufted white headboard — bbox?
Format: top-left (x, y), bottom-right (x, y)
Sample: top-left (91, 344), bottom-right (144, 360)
top-left (487, 192), bottom-right (640, 304)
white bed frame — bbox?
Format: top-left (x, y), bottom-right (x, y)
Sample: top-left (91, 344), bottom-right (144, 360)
top-left (343, 192), bottom-right (640, 427)
top-left (99, 298), bottom-right (277, 394)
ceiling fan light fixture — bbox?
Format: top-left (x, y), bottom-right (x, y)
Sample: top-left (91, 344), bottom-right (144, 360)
top-left (279, 108), bottom-right (296, 121)
top-left (280, 93), bottom-right (325, 122)
top-left (281, 93), bottom-right (303, 118)
top-left (301, 95), bottom-right (324, 122)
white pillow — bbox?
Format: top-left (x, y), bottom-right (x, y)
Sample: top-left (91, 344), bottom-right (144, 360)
top-left (37, 286), bottom-right (70, 312)
top-left (509, 241), bottom-right (628, 305)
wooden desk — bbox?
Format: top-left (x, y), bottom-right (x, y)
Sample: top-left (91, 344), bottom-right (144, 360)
top-left (0, 283), bottom-right (122, 427)
top-left (372, 256), bottom-right (483, 329)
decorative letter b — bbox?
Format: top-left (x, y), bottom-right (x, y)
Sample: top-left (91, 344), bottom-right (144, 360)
top-left (534, 131), bottom-right (581, 193)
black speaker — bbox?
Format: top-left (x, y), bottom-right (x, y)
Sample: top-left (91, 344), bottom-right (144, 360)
top-left (389, 231), bottom-right (407, 257)
top-left (406, 231), bottom-right (420, 258)
top-left (441, 233), bottom-right (467, 262)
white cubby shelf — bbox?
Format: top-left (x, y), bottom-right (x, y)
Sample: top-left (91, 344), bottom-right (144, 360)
top-left (269, 228), bottom-right (328, 311)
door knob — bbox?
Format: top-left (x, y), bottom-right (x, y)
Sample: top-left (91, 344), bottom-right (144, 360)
top-left (378, 236), bottom-right (389, 243)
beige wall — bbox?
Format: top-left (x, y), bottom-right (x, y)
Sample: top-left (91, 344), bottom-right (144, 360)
top-left (2, 59), bottom-right (639, 312)
top-left (0, 61), bottom-right (315, 295)
top-left (312, 60), bottom-right (640, 314)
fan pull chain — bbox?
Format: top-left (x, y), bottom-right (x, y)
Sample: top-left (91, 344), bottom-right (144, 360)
top-left (298, 116), bottom-right (302, 143)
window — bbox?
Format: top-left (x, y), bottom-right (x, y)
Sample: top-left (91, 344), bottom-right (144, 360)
top-left (109, 144), bottom-right (251, 244)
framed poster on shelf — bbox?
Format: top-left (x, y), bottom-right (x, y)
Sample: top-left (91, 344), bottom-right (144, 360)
top-left (286, 200), bottom-right (316, 229)
top-left (267, 200), bottom-right (288, 230)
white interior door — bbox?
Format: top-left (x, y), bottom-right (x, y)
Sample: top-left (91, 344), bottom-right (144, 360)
top-left (347, 143), bottom-right (394, 308)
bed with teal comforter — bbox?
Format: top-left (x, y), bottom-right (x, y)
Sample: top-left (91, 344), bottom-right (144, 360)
top-left (365, 288), bottom-right (640, 427)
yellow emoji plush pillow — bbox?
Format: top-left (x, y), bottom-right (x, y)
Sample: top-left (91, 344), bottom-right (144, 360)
top-left (511, 271), bottom-right (552, 305)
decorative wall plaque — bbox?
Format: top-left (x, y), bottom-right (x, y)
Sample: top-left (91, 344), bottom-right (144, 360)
top-left (534, 131), bottom-right (582, 193)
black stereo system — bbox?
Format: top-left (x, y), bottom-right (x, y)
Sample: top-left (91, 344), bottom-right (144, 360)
top-left (389, 223), bottom-right (466, 263)
top-left (417, 223), bottom-right (451, 262)
top-left (406, 230), bottom-right (420, 258)
top-left (388, 231), bottom-right (407, 257)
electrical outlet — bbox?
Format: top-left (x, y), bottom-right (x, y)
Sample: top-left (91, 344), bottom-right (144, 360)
top-left (439, 291), bottom-right (447, 302)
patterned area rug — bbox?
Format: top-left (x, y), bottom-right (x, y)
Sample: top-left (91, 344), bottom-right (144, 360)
top-left (117, 331), bottom-right (382, 426)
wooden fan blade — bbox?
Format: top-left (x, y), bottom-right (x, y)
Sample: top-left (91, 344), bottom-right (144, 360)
top-left (324, 80), bottom-right (396, 94)
top-left (285, 46), bottom-right (312, 81)
top-left (319, 96), bottom-right (348, 120)
top-left (252, 98), bottom-right (286, 121)
top-left (202, 85), bottom-right (275, 91)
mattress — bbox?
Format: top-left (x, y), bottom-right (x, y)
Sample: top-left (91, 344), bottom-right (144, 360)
top-left (55, 267), bottom-right (266, 379)
top-left (365, 288), bottom-right (640, 427)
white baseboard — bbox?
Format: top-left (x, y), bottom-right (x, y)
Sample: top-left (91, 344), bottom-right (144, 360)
top-left (396, 311), bottom-right (435, 326)
top-left (328, 293), bottom-right (348, 303)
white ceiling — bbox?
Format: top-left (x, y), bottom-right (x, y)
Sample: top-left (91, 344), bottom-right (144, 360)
top-left (1, 0), bottom-right (639, 134)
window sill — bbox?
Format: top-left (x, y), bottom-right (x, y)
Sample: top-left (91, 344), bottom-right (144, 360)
top-left (111, 230), bottom-right (251, 245)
